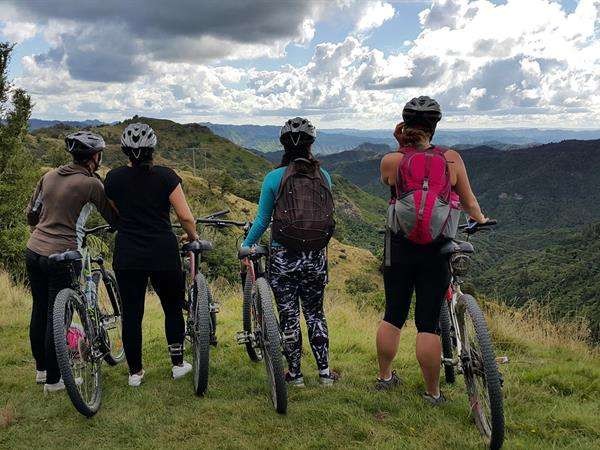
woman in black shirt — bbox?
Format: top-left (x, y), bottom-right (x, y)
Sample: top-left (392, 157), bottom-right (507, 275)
top-left (105, 123), bottom-right (199, 387)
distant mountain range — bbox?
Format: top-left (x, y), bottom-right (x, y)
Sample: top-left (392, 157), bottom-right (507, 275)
top-left (204, 122), bottom-right (600, 154)
top-left (28, 119), bottom-right (106, 130)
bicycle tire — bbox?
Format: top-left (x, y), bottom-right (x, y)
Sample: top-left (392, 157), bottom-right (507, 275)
top-left (255, 278), bottom-right (287, 414)
top-left (243, 273), bottom-right (262, 362)
top-left (192, 273), bottom-right (211, 396)
top-left (439, 300), bottom-right (456, 384)
top-left (457, 294), bottom-right (505, 450)
top-left (53, 288), bottom-right (102, 417)
top-left (94, 270), bottom-right (125, 366)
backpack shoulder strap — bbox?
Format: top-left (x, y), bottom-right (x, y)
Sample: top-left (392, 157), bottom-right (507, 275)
top-left (275, 165), bottom-right (295, 201)
top-left (431, 146), bottom-right (452, 196)
top-left (395, 148), bottom-right (417, 197)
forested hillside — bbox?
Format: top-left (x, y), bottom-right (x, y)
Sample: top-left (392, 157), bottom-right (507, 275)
top-left (26, 118), bottom-right (386, 256)
top-left (19, 119), bottom-right (600, 342)
top-left (314, 140), bottom-right (600, 342)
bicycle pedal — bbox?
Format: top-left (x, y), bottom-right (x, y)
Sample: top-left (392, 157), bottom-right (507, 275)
top-left (496, 356), bottom-right (509, 364)
top-left (210, 302), bottom-right (220, 313)
top-left (235, 331), bottom-right (250, 344)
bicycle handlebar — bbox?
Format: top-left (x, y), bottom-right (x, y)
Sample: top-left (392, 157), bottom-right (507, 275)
top-left (196, 218), bottom-right (248, 228)
top-left (204, 209), bottom-right (230, 220)
top-left (458, 219), bottom-right (498, 235)
top-left (83, 224), bottom-right (114, 236)
top-left (172, 210), bottom-right (250, 230)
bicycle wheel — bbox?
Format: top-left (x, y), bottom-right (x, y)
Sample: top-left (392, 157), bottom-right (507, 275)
top-left (457, 294), bottom-right (504, 450)
top-left (192, 273), bottom-right (211, 396)
top-left (255, 278), bottom-right (287, 414)
top-left (53, 288), bottom-right (102, 417)
top-left (93, 270), bottom-right (125, 366)
top-left (243, 274), bottom-right (262, 362)
top-left (439, 300), bottom-right (456, 384)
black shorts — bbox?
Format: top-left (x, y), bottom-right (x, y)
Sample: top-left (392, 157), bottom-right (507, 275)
top-left (383, 235), bottom-right (451, 334)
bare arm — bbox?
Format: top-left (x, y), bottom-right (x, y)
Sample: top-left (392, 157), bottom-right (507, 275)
top-left (169, 184), bottom-right (199, 241)
top-left (380, 153), bottom-right (401, 186)
top-left (448, 151), bottom-right (487, 223)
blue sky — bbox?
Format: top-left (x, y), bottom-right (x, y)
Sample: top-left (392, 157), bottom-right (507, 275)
top-left (1, 0), bottom-right (598, 129)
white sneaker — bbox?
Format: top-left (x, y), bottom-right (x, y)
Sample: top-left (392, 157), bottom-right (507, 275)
top-left (36, 370), bottom-right (47, 384)
top-left (128, 370), bottom-right (145, 387)
top-left (172, 361), bottom-right (192, 379)
top-left (44, 379), bottom-right (65, 393)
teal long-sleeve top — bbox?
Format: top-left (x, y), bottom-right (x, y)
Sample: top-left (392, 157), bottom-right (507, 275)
top-left (242, 166), bottom-right (333, 247)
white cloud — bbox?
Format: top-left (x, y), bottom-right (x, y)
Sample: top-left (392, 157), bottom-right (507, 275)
top-left (8, 0), bottom-right (600, 128)
top-left (356, 1), bottom-right (396, 32)
top-left (0, 21), bottom-right (37, 43)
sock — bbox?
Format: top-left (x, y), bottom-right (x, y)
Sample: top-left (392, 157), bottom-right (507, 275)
top-left (319, 368), bottom-right (330, 377)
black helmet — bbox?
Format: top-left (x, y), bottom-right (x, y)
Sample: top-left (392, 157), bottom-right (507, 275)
top-left (402, 96), bottom-right (442, 136)
top-left (65, 131), bottom-right (105, 156)
top-left (279, 117), bottom-right (316, 149)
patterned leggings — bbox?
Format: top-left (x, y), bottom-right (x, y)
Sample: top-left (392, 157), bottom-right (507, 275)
top-left (269, 248), bottom-right (329, 375)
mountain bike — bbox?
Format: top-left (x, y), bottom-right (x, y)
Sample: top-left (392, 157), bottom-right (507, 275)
top-left (175, 210), bottom-right (246, 396)
top-left (236, 240), bottom-right (287, 414)
top-left (439, 219), bottom-right (507, 449)
top-left (52, 225), bottom-right (124, 417)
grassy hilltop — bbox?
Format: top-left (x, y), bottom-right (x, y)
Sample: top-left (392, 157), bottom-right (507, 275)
top-left (1, 265), bottom-right (599, 449)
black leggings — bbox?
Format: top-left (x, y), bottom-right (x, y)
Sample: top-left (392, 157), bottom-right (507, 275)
top-left (383, 238), bottom-right (451, 334)
top-left (26, 249), bottom-right (79, 384)
top-left (115, 270), bottom-right (185, 374)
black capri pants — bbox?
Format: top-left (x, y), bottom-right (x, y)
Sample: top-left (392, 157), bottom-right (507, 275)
top-left (383, 235), bottom-right (451, 334)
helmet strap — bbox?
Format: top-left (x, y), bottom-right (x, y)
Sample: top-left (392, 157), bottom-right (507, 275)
top-left (290, 133), bottom-right (301, 147)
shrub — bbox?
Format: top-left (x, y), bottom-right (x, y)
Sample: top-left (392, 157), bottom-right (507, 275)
top-left (345, 274), bottom-right (377, 295)
top-left (0, 42), bottom-right (37, 279)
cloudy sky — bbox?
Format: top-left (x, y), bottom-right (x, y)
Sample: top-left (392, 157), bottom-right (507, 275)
top-left (1, 0), bottom-right (599, 129)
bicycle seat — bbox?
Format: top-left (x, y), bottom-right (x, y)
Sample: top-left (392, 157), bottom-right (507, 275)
top-left (440, 240), bottom-right (474, 256)
top-left (238, 245), bottom-right (269, 260)
top-left (48, 250), bottom-right (83, 263)
top-left (181, 240), bottom-right (213, 254)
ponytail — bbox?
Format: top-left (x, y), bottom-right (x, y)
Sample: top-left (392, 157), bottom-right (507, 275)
top-left (398, 126), bottom-right (431, 149)
top-left (124, 147), bottom-right (154, 170)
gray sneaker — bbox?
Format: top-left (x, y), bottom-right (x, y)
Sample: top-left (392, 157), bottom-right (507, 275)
top-left (319, 370), bottom-right (340, 386)
top-left (285, 372), bottom-right (305, 388)
top-left (422, 391), bottom-right (447, 406)
top-left (375, 370), bottom-right (401, 391)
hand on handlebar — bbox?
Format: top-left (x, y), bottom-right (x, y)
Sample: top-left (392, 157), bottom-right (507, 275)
top-left (468, 216), bottom-right (491, 227)
top-left (179, 232), bottom-right (199, 243)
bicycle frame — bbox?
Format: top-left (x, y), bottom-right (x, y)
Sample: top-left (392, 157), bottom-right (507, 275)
top-left (444, 276), bottom-right (465, 368)
top-left (68, 229), bottom-right (115, 361)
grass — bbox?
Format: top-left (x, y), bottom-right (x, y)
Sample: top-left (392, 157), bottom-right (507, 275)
top-left (1, 264), bottom-right (599, 449)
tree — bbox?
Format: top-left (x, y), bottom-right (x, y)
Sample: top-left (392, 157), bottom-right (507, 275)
top-left (0, 42), bottom-right (37, 278)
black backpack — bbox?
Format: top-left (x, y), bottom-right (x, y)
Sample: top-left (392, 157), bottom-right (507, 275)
top-left (272, 158), bottom-right (335, 251)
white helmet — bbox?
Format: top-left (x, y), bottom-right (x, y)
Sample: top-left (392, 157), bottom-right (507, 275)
top-left (121, 123), bottom-right (157, 149)
top-left (279, 117), bottom-right (316, 149)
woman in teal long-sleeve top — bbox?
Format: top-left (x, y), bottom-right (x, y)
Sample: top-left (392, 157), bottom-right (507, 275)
top-left (242, 166), bottom-right (332, 248)
top-left (241, 117), bottom-right (339, 388)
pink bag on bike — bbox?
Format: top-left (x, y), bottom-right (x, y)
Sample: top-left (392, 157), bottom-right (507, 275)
top-left (66, 324), bottom-right (86, 351)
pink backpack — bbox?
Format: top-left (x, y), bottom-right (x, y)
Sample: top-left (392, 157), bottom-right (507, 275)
top-left (386, 146), bottom-right (460, 245)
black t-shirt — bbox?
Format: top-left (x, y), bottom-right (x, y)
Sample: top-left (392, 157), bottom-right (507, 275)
top-left (105, 165), bottom-right (182, 271)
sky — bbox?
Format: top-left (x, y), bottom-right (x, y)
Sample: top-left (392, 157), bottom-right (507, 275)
top-left (0, 0), bottom-right (598, 129)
